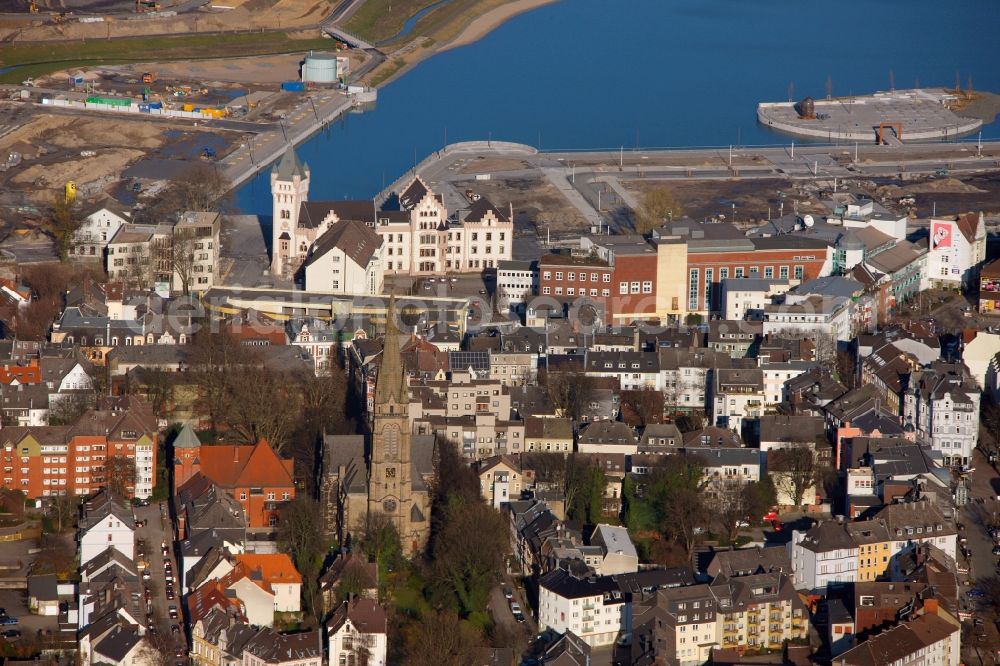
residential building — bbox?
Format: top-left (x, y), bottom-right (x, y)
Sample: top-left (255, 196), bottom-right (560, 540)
top-left (537, 568), bottom-right (626, 647)
top-left (874, 500), bottom-right (957, 567)
top-left (832, 610), bottom-right (960, 666)
top-left (632, 584), bottom-right (718, 666)
top-left (589, 524), bottom-right (639, 575)
top-left (978, 257), bottom-right (1000, 313)
top-left (239, 628), bottom-right (323, 666)
top-left (712, 367), bottom-right (765, 429)
top-left (705, 546), bottom-right (791, 580)
top-left (711, 571), bottom-right (808, 651)
top-left (707, 320), bottom-right (761, 358)
top-left (577, 421), bottom-right (637, 456)
top-left (845, 519), bottom-right (893, 582)
top-left (720, 278), bottom-right (791, 320)
top-left (903, 362), bottom-right (980, 466)
top-left (0, 397), bottom-right (158, 499)
top-left (757, 415), bottom-right (826, 453)
top-left (477, 455), bottom-right (524, 508)
top-left (497, 260), bottom-right (537, 314)
top-left (106, 223), bottom-right (173, 292)
top-left (524, 417), bottom-right (573, 454)
top-left (287, 318), bottom-right (341, 376)
top-left (327, 598), bottom-right (388, 666)
top-left (78, 491), bottom-right (135, 567)
top-left (924, 211), bottom-right (986, 289)
top-left (70, 207), bottom-right (128, 261)
top-left (172, 211), bottom-right (221, 294)
top-left (302, 219), bottom-right (384, 295)
top-left (762, 294), bottom-right (854, 344)
top-left (789, 519), bottom-right (858, 591)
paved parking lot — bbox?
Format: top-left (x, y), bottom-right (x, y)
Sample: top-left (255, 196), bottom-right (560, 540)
top-left (0, 588), bottom-right (59, 638)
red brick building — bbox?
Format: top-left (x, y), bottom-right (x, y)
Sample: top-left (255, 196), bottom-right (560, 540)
top-left (654, 223), bottom-right (830, 315)
top-left (0, 397), bottom-right (157, 499)
top-left (538, 241), bottom-right (660, 324)
top-left (173, 423), bottom-right (295, 529)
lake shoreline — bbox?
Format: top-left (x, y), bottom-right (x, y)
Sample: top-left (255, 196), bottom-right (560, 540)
top-left (370, 0), bottom-right (560, 88)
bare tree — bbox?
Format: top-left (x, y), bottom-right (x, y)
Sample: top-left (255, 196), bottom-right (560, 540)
top-left (634, 186), bottom-right (682, 234)
top-left (540, 366), bottom-right (596, 422)
top-left (769, 447), bottom-right (819, 507)
top-left (47, 192), bottom-right (82, 261)
top-left (403, 609), bottom-right (482, 666)
top-left (170, 227), bottom-right (199, 296)
top-left (278, 496), bottom-right (327, 622)
top-left (104, 456), bottom-right (137, 498)
top-left (48, 393), bottom-right (94, 425)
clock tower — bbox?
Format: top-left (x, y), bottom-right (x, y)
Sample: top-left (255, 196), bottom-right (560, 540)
top-left (368, 296), bottom-right (428, 555)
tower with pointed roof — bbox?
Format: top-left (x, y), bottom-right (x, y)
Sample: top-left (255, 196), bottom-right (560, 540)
top-left (367, 296), bottom-right (429, 555)
top-left (173, 422), bottom-right (203, 489)
top-left (270, 147), bottom-right (311, 277)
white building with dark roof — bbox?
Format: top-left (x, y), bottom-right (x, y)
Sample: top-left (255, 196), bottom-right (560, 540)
top-left (270, 148), bottom-right (512, 278)
top-left (302, 219), bottom-right (384, 295)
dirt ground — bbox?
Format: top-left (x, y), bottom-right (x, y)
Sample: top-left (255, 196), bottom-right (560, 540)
top-left (458, 156), bottom-right (532, 174)
top-left (870, 173), bottom-right (1000, 218)
top-left (0, 112), bottom-right (180, 203)
top-left (0, 0), bottom-right (330, 41)
top-left (453, 176), bottom-right (589, 233)
top-left (624, 177), bottom-right (823, 226)
top-left (113, 50), bottom-right (364, 86)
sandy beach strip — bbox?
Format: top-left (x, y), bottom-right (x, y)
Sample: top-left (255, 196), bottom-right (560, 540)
top-left (437, 0), bottom-right (561, 52)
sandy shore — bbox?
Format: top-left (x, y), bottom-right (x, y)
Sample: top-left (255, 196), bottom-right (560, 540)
top-left (438, 0), bottom-right (561, 52)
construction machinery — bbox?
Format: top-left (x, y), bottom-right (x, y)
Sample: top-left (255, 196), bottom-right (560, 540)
top-left (28, 0), bottom-right (39, 13)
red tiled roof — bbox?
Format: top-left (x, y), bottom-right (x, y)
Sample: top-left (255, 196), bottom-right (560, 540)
top-left (187, 579), bottom-right (245, 625)
top-left (197, 440), bottom-right (294, 489)
top-left (218, 554), bottom-right (302, 595)
top-left (0, 360), bottom-right (40, 385)
top-left (955, 212), bottom-right (982, 244)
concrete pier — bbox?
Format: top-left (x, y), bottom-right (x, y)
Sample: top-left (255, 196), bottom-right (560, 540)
top-left (757, 88), bottom-right (983, 143)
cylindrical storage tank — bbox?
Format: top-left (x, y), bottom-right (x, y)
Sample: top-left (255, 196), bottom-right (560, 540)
top-left (302, 52), bottom-right (339, 84)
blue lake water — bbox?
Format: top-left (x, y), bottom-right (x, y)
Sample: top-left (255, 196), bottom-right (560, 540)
top-left (236, 0), bottom-right (1000, 214)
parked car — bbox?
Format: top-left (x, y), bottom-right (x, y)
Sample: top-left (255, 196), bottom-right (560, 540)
top-left (2, 630), bottom-right (20, 639)
top-left (510, 601), bottom-right (521, 614)
top-left (168, 605), bottom-right (178, 619)
top-left (993, 545), bottom-right (1000, 556)
top-left (166, 587), bottom-right (175, 600)
top-left (503, 587), bottom-right (513, 600)
top-left (0, 617), bottom-right (18, 626)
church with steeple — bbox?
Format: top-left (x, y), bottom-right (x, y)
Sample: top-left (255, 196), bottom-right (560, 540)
top-left (318, 297), bottom-right (432, 556)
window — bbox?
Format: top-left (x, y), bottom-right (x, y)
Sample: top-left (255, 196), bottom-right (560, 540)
top-left (631, 281), bottom-right (640, 294)
top-left (779, 265), bottom-right (789, 279)
top-left (764, 266), bottom-right (773, 278)
top-left (603, 273), bottom-right (611, 283)
top-left (704, 268), bottom-right (713, 309)
top-left (794, 265), bottom-right (804, 280)
top-left (543, 287), bottom-right (551, 295)
top-left (602, 289), bottom-right (610, 297)
top-left (619, 282), bottom-right (629, 295)
top-left (734, 267), bottom-right (744, 278)
top-left (567, 272), bottom-right (575, 280)
top-left (543, 271), bottom-right (551, 280)
top-left (555, 272), bottom-right (563, 280)
top-left (689, 269), bottom-right (699, 310)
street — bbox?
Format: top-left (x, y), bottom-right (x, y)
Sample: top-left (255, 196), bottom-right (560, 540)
top-left (134, 500), bottom-right (186, 661)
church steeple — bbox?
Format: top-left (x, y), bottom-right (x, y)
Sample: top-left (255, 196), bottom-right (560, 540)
top-left (374, 295), bottom-right (408, 408)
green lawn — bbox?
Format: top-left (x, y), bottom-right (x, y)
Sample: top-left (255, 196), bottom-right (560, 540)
top-left (0, 32), bottom-right (334, 84)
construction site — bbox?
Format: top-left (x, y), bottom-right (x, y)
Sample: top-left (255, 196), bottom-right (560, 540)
top-left (758, 88), bottom-right (986, 144)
